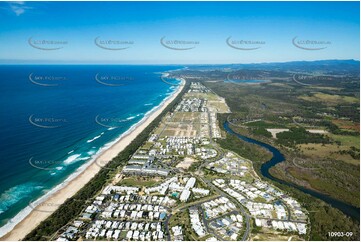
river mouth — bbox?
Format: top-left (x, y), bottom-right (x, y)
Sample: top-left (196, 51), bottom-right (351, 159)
top-left (224, 121), bottom-right (360, 221)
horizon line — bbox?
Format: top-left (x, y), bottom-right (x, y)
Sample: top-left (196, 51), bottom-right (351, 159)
top-left (0, 58), bottom-right (359, 66)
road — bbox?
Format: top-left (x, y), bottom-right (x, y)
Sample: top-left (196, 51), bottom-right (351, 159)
top-left (164, 213), bottom-right (172, 240)
top-left (197, 205), bottom-right (223, 241)
top-left (190, 105), bottom-right (250, 240)
top-left (202, 209), bottom-right (239, 241)
top-left (171, 195), bottom-right (221, 214)
top-left (167, 196), bottom-right (222, 240)
top-left (163, 86), bottom-right (251, 240)
top-left (200, 177), bottom-right (251, 241)
top-left (279, 199), bottom-right (292, 221)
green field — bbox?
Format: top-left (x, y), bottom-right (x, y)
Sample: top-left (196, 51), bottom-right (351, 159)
top-left (118, 176), bottom-right (163, 188)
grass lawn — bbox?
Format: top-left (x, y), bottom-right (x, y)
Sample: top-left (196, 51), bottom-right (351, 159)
top-left (330, 134), bottom-right (360, 148)
top-left (117, 177), bottom-right (163, 187)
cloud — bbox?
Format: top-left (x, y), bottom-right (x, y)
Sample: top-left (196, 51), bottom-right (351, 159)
top-left (8, 1), bottom-right (32, 16)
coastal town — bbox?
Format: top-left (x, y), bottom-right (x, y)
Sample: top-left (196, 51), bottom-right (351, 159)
top-left (55, 82), bottom-right (309, 241)
top-left (0, 1), bottom-right (359, 241)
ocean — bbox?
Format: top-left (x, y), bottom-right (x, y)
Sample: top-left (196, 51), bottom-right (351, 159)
top-left (0, 65), bottom-right (182, 235)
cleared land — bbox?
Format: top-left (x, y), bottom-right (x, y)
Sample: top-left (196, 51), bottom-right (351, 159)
top-left (176, 157), bottom-right (198, 170)
top-left (251, 227), bottom-right (303, 241)
top-left (299, 92), bottom-right (359, 105)
top-left (172, 112), bottom-right (202, 123)
top-left (184, 92), bottom-right (220, 101)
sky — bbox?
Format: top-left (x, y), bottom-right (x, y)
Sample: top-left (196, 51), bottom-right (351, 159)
top-left (0, 1), bottom-right (359, 64)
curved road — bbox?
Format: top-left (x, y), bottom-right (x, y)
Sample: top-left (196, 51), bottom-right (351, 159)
top-left (201, 177), bottom-right (251, 241)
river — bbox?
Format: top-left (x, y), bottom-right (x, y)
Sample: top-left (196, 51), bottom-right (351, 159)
top-left (224, 121), bottom-right (360, 220)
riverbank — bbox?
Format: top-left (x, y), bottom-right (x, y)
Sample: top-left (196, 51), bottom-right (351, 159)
top-left (1, 80), bottom-right (185, 241)
top-left (222, 121), bottom-right (360, 240)
top-left (223, 121), bottom-right (360, 221)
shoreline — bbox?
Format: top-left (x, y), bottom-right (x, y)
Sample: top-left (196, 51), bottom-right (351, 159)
top-left (0, 79), bottom-right (185, 241)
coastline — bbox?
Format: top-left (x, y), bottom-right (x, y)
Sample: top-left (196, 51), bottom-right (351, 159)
top-left (0, 79), bottom-right (185, 241)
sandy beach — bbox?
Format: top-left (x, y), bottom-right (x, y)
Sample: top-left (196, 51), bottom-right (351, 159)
top-left (1, 80), bottom-right (185, 241)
